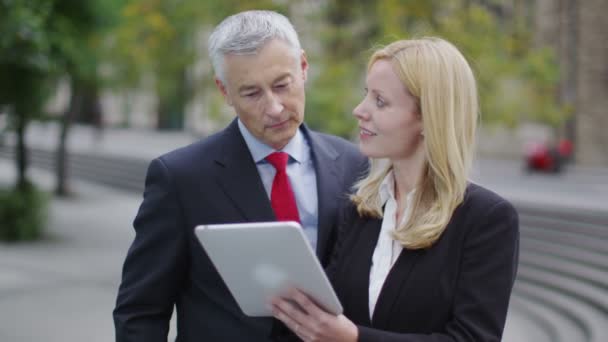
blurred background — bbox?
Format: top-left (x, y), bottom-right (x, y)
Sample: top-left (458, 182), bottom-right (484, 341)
top-left (0, 0), bottom-right (607, 341)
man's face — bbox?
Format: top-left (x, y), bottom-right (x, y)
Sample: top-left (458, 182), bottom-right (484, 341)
top-left (216, 39), bottom-right (308, 150)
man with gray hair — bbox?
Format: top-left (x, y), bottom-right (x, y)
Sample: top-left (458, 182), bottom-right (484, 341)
top-left (113, 10), bottom-right (366, 341)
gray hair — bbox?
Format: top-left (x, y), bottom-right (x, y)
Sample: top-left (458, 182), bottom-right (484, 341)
top-left (208, 10), bottom-right (302, 83)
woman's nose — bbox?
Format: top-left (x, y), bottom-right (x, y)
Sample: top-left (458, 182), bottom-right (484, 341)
top-left (353, 101), bottom-right (368, 120)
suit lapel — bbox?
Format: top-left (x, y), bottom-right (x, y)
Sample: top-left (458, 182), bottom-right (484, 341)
top-left (215, 120), bottom-right (276, 222)
top-left (345, 218), bottom-right (382, 325)
top-left (303, 126), bottom-right (342, 262)
top-left (371, 246), bottom-right (424, 328)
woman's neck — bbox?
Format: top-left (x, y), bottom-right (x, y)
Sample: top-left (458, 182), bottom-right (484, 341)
top-left (391, 148), bottom-right (426, 206)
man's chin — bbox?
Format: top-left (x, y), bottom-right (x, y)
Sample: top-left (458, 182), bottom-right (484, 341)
top-left (266, 131), bottom-right (298, 150)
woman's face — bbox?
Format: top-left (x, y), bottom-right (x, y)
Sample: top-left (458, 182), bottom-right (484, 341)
top-left (353, 59), bottom-right (423, 161)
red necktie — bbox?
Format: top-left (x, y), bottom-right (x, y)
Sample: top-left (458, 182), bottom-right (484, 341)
top-left (266, 152), bottom-right (301, 223)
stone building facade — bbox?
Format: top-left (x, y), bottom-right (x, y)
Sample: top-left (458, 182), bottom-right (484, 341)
top-left (535, 0), bottom-right (608, 166)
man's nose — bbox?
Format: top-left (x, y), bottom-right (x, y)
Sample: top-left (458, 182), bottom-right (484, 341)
top-left (265, 93), bottom-right (284, 117)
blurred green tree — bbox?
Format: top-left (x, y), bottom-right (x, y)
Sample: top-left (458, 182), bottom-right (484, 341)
top-left (0, 0), bottom-right (56, 190)
top-left (0, 0), bottom-right (120, 195)
top-left (0, 0), bottom-right (132, 238)
top-left (304, 0), bottom-right (379, 138)
top-left (108, 0), bottom-right (287, 130)
top-left (0, 0), bottom-right (55, 240)
top-left (306, 0), bottom-right (566, 138)
top-left (51, 0), bottom-right (121, 196)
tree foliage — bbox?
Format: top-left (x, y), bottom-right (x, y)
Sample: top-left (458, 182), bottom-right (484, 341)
top-left (305, 0), bottom-right (566, 138)
top-left (0, 0), bottom-right (119, 190)
top-left (1, 0), bottom-right (58, 189)
top-left (52, 0), bottom-right (120, 196)
top-left (2, 0), bottom-right (567, 142)
top-left (107, 0), bottom-right (287, 129)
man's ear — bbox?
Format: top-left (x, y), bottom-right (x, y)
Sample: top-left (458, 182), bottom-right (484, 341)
top-left (300, 49), bottom-right (309, 82)
top-left (215, 78), bottom-right (233, 106)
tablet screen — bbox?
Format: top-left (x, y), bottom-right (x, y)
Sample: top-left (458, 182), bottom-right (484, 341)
top-left (195, 221), bottom-right (343, 317)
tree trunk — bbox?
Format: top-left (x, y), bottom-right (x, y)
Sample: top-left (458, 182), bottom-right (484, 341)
top-left (55, 78), bottom-right (83, 196)
top-left (15, 105), bottom-right (29, 191)
top-left (156, 68), bottom-right (188, 130)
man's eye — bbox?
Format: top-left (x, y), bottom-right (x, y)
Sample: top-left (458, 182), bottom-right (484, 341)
top-left (275, 83), bottom-right (288, 89)
top-left (244, 92), bottom-right (259, 98)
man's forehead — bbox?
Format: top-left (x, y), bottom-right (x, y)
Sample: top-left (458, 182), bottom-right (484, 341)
top-left (223, 55), bottom-right (300, 89)
top-left (223, 40), bottom-right (296, 62)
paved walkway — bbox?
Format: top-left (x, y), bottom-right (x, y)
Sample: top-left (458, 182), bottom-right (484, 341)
top-left (1, 123), bottom-right (607, 341)
top-left (0, 160), bottom-right (141, 341)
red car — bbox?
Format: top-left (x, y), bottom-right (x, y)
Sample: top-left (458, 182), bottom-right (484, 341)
top-left (524, 139), bottom-right (573, 173)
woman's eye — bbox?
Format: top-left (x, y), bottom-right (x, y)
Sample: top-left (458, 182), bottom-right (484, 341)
top-left (376, 96), bottom-right (386, 108)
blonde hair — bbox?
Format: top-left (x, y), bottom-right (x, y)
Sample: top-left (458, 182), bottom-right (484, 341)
top-left (351, 37), bottom-right (478, 249)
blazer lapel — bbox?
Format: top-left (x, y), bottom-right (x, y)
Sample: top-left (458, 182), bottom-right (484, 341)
top-left (215, 120), bottom-right (276, 222)
top-left (303, 126), bottom-right (343, 262)
top-left (340, 217), bottom-right (382, 326)
top-left (371, 246), bottom-right (425, 328)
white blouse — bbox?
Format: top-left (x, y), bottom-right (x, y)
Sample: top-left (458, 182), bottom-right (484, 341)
top-left (369, 171), bottom-right (416, 319)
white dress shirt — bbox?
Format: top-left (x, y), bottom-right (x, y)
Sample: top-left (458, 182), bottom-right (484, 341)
top-left (369, 170), bottom-right (416, 318)
top-left (237, 120), bottom-right (319, 249)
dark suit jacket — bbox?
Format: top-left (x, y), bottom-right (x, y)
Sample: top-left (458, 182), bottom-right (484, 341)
top-left (328, 183), bottom-right (519, 342)
top-left (113, 119), bottom-right (367, 342)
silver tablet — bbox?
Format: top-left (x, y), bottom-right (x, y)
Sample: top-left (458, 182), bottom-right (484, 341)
top-left (194, 221), bottom-right (343, 317)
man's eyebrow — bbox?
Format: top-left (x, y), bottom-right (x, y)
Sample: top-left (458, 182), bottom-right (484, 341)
top-left (238, 84), bottom-right (258, 93)
top-left (272, 73), bottom-right (291, 83)
top-left (238, 73), bottom-right (293, 93)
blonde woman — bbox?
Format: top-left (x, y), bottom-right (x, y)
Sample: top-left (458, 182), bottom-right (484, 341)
top-left (272, 37), bottom-right (519, 342)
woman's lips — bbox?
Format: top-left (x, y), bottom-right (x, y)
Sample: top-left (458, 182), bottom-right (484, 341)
top-left (360, 127), bottom-right (377, 136)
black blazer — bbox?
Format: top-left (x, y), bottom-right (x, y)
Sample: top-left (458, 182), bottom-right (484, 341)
top-left (113, 119), bottom-right (367, 342)
top-left (328, 183), bottom-right (519, 342)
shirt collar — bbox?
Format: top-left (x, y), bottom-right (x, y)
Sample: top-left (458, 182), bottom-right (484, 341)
top-left (379, 170), bottom-right (416, 205)
top-left (237, 119), bottom-right (308, 164)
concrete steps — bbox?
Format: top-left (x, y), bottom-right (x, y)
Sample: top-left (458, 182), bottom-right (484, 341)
top-left (511, 207), bottom-right (608, 342)
top-left (0, 145), bottom-right (147, 193)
